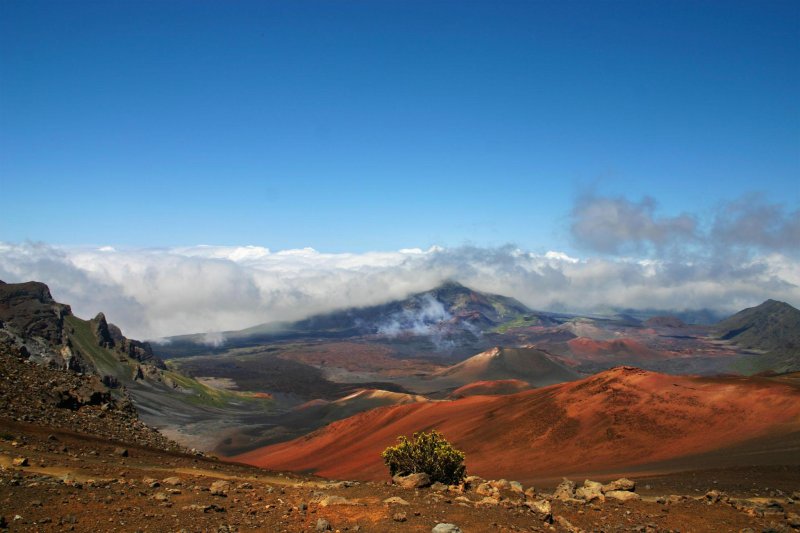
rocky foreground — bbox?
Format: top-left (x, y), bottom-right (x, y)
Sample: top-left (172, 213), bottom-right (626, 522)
top-left (1, 412), bottom-right (800, 533)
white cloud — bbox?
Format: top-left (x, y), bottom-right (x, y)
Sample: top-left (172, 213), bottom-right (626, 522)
top-left (1, 241), bottom-right (798, 340)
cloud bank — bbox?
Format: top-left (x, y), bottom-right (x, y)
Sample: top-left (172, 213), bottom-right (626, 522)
top-left (1, 194), bottom-right (797, 340)
top-left (1, 240), bottom-right (798, 340)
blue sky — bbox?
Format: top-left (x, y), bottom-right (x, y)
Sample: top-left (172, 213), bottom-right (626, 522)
top-left (1, 0), bottom-right (798, 254)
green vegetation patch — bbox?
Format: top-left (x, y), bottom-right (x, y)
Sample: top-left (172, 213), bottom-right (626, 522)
top-left (382, 430), bottom-right (466, 485)
top-left (491, 315), bottom-right (540, 334)
top-left (65, 315), bottom-right (133, 381)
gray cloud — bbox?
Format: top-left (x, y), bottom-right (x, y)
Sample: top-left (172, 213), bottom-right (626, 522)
top-left (571, 193), bottom-right (800, 258)
top-left (570, 194), bottom-right (698, 255)
top-left (711, 194), bottom-right (800, 253)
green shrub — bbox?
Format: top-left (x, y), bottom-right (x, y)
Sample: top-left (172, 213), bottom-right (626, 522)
top-left (381, 430), bottom-right (466, 485)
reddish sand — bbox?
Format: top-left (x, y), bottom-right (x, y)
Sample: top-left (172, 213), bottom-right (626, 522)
top-left (566, 337), bottom-right (661, 361)
top-left (231, 367), bottom-right (800, 484)
top-left (448, 379), bottom-right (531, 398)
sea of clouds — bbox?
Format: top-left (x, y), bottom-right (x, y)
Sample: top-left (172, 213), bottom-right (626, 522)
top-left (1, 194), bottom-right (797, 340)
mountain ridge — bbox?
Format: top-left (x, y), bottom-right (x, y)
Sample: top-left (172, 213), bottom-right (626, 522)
top-left (715, 299), bottom-right (800, 373)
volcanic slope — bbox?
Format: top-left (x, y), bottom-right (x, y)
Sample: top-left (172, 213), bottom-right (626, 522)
top-left (448, 379), bottom-right (532, 398)
top-left (214, 388), bottom-right (430, 455)
top-left (233, 367), bottom-right (800, 485)
top-left (432, 346), bottom-right (579, 387)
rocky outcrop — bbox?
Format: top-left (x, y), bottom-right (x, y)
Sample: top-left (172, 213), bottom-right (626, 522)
top-left (0, 281), bottom-right (71, 345)
top-left (93, 313), bottom-right (115, 348)
top-left (393, 472), bottom-right (432, 489)
top-left (105, 322), bottom-right (165, 369)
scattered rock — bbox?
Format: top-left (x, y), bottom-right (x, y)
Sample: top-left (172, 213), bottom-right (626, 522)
top-left (153, 492), bottom-right (169, 502)
top-left (210, 480), bottom-right (230, 496)
top-left (476, 496), bottom-right (500, 507)
top-left (489, 479), bottom-right (512, 490)
top-left (575, 480), bottom-right (604, 502)
top-left (509, 481), bottom-right (524, 494)
top-left (601, 478), bottom-right (636, 493)
top-left (553, 478), bottom-right (576, 500)
top-left (432, 524), bottom-right (462, 533)
top-left (393, 472), bottom-right (432, 489)
top-left (476, 482), bottom-right (499, 498)
top-left (12, 457), bottom-right (28, 467)
top-left (161, 476), bottom-right (181, 486)
top-left (464, 476), bottom-right (483, 487)
top-left (786, 512), bottom-right (800, 528)
top-left (318, 495), bottom-right (358, 507)
top-left (605, 490), bottom-right (641, 502)
top-left (315, 518), bottom-right (331, 531)
top-left (525, 499), bottom-right (552, 521)
top-left (113, 447), bottom-right (128, 457)
top-left (555, 515), bottom-right (585, 533)
top-left (383, 497), bottom-right (410, 506)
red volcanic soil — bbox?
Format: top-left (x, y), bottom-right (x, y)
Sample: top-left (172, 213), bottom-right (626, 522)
top-left (567, 337), bottom-right (661, 361)
top-left (448, 379), bottom-right (531, 398)
top-left (231, 367), bottom-right (800, 484)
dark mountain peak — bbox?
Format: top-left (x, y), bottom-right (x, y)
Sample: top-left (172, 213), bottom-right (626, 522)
top-left (0, 280), bottom-right (71, 345)
top-left (715, 299), bottom-right (800, 370)
top-left (756, 299), bottom-right (796, 311)
top-left (431, 280), bottom-right (468, 292)
top-left (0, 279), bottom-right (58, 306)
top-left (722, 299), bottom-right (800, 324)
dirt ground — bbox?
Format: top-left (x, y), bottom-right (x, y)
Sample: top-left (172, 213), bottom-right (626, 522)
top-left (1, 419), bottom-right (798, 533)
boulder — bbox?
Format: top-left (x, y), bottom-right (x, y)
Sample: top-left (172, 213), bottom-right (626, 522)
top-left (432, 524), bottom-right (462, 533)
top-left (382, 497), bottom-right (409, 506)
top-left (476, 482), bottom-right (499, 498)
top-left (464, 475), bottom-right (483, 487)
top-left (210, 479), bottom-right (230, 496)
top-left (476, 496), bottom-right (500, 507)
top-left (318, 495), bottom-right (354, 506)
top-left (489, 479), bottom-right (512, 490)
top-left (553, 478), bottom-right (576, 500)
top-left (601, 478), bottom-right (636, 493)
top-left (316, 518), bottom-right (331, 531)
top-left (393, 472), bottom-right (431, 489)
top-left (605, 490), bottom-right (641, 502)
top-left (575, 480), bottom-right (604, 502)
top-left (525, 499), bottom-right (552, 521)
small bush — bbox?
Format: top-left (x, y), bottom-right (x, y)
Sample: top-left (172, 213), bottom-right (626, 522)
top-left (381, 430), bottom-right (466, 485)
